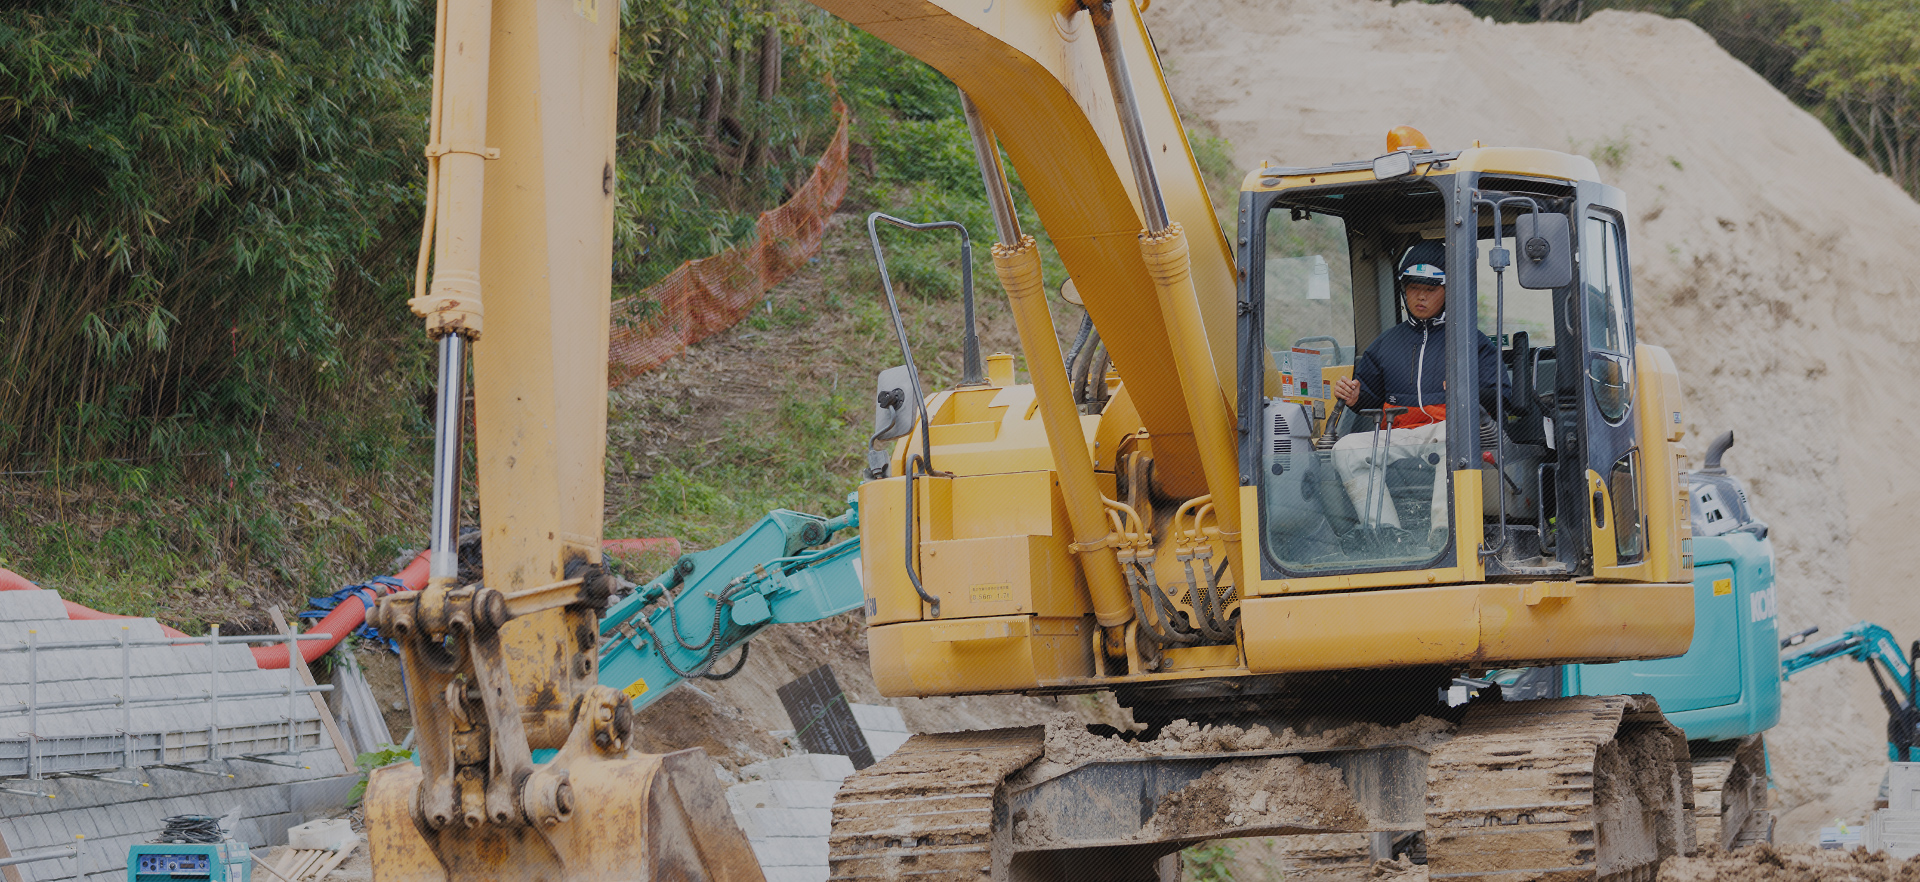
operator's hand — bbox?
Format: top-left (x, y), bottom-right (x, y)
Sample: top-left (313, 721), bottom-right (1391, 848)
top-left (1334, 377), bottom-right (1360, 407)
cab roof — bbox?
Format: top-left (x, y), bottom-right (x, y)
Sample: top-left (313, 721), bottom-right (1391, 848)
top-left (1241, 146), bottom-right (1600, 194)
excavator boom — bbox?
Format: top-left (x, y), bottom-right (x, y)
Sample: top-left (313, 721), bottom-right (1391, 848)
top-left (364, 0), bottom-right (763, 877)
top-left (819, 0), bottom-right (1240, 490)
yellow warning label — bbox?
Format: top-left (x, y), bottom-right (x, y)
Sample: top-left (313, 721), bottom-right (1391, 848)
top-left (623, 678), bottom-right (648, 699)
top-left (970, 583), bottom-right (1012, 604)
top-left (1713, 578), bottom-right (1732, 597)
top-left (574, 0), bottom-right (598, 23)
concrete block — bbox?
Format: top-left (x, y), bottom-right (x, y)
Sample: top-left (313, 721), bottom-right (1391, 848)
top-left (1869, 808), bottom-right (1920, 859)
top-left (867, 731), bottom-right (910, 761)
top-left (287, 818), bottom-right (354, 851)
top-left (287, 774), bottom-right (356, 815)
top-left (240, 811), bottom-right (300, 848)
top-left (0, 589), bottom-right (70, 623)
top-left (750, 835), bottom-right (830, 866)
top-left (13, 812), bottom-right (53, 849)
top-left (734, 807), bottom-right (831, 839)
top-left (1890, 764), bottom-right (1920, 811)
top-left (849, 704), bottom-right (907, 734)
top-left (759, 866), bottom-right (829, 882)
top-left (729, 780), bottom-right (843, 811)
top-left (742, 753), bottom-right (855, 783)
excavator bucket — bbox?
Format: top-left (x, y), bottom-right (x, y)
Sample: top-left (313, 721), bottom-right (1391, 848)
top-left (365, 748), bottom-right (766, 882)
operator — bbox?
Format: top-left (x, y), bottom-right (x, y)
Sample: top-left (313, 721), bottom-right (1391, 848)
top-left (1329, 241), bottom-right (1501, 542)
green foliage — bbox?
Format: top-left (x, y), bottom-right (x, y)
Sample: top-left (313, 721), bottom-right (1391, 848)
top-left (876, 117), bottom-right (981, 192)
top-left (0, 0), bottom-right (432, 467)
top-left (348, 743), bottom-right (415, 805)
top-left (613, 0), bottom-right (854, 294)
top-left (609, 387), bottom-right (862, 547)
top-left (1570, 128), bottom-right (1634, 172)
top-left (1182, 841), bottom-right (1237, 882)
top-left (1787, 0), bottom-right (1920, 196)
top-left (1187, 122), bottom-right (1243, 232)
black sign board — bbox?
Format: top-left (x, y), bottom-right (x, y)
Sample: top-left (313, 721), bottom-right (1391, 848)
top-left (776, 664), bottom-right (875, 770)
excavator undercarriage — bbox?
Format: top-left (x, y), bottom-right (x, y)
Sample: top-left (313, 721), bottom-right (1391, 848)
top-left (827, 696), bottom-right (1695, 882)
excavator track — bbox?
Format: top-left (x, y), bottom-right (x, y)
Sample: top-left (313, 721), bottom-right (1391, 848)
top-left (1691, 735), bottom-right (1770, 851)
top-left (827, 726), bottom-right (1046, 881)
top-left (1424, 696), bottom-right (1694, 882)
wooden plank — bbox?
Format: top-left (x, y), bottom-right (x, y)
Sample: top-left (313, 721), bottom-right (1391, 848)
top-left (268, 607), bottom-right (357, 769)
top-left (272, 847), bottom-right (307, 879)
top-left (291, 848), bottom-right (326, 881)
top-left (0, 825), bottom-right (26, 882)
top-left (308, 840), bottom-right (358, 882)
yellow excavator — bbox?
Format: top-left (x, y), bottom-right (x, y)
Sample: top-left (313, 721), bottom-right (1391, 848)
top-left (366, 0), bottom-right (1708, 877)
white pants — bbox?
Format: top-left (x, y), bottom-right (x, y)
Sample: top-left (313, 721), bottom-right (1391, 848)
top-left (1331, 420), bottom-right (1449, 531)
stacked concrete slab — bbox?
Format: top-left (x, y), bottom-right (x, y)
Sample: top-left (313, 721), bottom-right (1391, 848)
top-left (727, 753), bottom-right (852, 882)
top-left (727, 703), bottom-right (915, 882)
top-left (849, 704), bottom-right (909, 762)
top-left (0, 589), bottom-right (352, 882)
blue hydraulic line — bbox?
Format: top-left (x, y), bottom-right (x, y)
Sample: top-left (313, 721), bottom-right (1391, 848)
top-left (597, 495), bottom-right (868, 714)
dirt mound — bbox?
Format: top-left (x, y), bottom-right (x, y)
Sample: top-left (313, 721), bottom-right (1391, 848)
top-left (1659, 844), bottom-right (1920, 882)
top-left (1149, 755), bottom-right (1367, 837)
top-left (1041, 714), bottom-right (1453, 768)
top-left (1147, 0), bottom-right (1920, 841)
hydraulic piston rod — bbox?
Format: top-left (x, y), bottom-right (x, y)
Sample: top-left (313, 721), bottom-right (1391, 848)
top-left (1087, 0), bottom-right (1244, 563)
top-left (427, 334), bottom-right (467, 582)
top-left (961, 91), bottom-right (1133, 630)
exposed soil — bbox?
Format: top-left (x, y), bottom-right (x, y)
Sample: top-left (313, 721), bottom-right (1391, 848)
top-left (1147, 756), bottom-right (1368, 838)
top-left (1368, 855), bottom-right (1427, 879)
top-left (1038, 713), bottom-right (1452, 768)
top-left (1657, 845), bottom-right (1920, 882)
top-left (353, 646), bottom-right (413, 746)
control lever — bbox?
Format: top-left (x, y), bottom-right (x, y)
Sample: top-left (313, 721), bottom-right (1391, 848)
top-left (1482, 451), bottom-right (1522, 495)
top-left (1315, 401), bottom-right (1346, 451)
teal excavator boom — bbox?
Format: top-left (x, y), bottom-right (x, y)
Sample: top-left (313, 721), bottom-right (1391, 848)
top-left (1783, 621), bottom-right (1920, 760)
top-left (596, 497), bottom-right (865, 712)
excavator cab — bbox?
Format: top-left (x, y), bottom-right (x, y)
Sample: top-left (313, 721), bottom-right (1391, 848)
top-left (1239, 143), bottom-right (1691, 586)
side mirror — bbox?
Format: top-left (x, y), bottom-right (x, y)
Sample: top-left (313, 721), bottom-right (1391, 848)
top-left (867, 365), bottom-right (916, 479)
top-left (1514, 212), bottom-right (1572, 290)
top-left (1372, 151), bottom-right (1416, 181)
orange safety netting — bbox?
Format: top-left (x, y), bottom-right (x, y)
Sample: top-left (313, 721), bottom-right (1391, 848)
top-left (607, 97), bottom-right (851, 388)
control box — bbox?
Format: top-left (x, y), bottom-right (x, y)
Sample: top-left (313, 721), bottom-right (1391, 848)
top-left (127, 841), bottom-right (251, 882)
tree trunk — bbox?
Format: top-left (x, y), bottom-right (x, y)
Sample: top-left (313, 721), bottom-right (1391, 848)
top-left (758, 24), bottom-right (781, 102)
top-left (743, 23), bottom-right (782, 175)
top-left (698, 60), bottom-right (724, 140)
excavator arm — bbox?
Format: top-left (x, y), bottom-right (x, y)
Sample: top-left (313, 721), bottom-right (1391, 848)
top-left (598, 501), bottom-right (865, 713)
top-left (363, 0), bottom-right (763, 878)
top-left (1782, 622), bottom-right (1915, 690)
top-left (1782, 622), bottom-right (1920, 758)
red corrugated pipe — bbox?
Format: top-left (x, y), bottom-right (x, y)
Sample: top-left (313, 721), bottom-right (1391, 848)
top-left (247, 550), bottom-right (433, 669)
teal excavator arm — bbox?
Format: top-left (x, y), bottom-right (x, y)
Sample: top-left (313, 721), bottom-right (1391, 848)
top-left (596, 495), bottom-right (866, 713)
top-left (1782, 621), bottom-right (1920, 760)
top-left (1782, 622), bottom-right (1914, 693)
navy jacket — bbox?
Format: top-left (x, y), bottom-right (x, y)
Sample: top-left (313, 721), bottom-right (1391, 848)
top-left (1350, 313), bottom-right (1503, 422)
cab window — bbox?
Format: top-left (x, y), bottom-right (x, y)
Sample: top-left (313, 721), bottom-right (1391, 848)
top-left (1258, 199), bottom-right (1449, 575)
top-left (1265, 210), bottom-right (1354, 397)
top-left (1583, 215), bottom-right (1634, 425)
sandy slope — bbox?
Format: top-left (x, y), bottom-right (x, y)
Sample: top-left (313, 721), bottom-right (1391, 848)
top-left (1145, 0), bottom-right (1920, 842)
